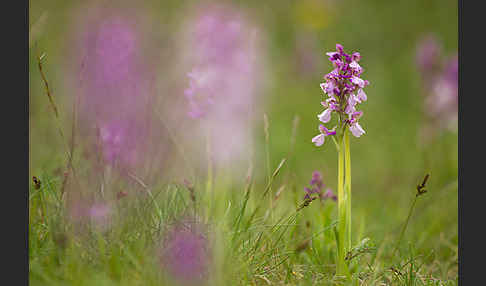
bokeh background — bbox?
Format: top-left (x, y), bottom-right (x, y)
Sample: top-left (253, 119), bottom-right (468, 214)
top-left (29, 0), bottom-right (458, 283)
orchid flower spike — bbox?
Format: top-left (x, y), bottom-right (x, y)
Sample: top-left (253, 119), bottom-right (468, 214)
top-left (313, 43), bottom-right (369, 146)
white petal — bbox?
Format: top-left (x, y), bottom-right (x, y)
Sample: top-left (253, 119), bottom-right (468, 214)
top-left (320, 83), bottom-right (327, 93)
top-left (326, 52), bottom-right (338, 58)
top-left (349, 61), bottom-right (362, 73)
top-left (351, 77), bottom-right (365, 88)
top-left (318, 109), bottom-right (332, 123)
top-left (312, 134), bottom-right (325, 146)
top-left (357, 89), bottom-right (367, 102)
top-left (349, 123), bottom-right (365, 137)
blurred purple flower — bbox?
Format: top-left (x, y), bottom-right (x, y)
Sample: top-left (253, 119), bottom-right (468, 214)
top-left (180, 4), bottom-right (262, 166)
top-left (416, 35), bottom-right (442, 86)
top-left (443, 55), bottom-right (458, 86)
top-left (304, 171), bottom-right (335, 203)
top-left (322, 189), bottom-right (337, 201)
top-left (67, 195), bottom-right (112, 230)
top-left (88, 203), bottom-right (111, 226)
top-left (98, 118), bottom-right (148, 168)
top-left (93, 20), bottom-right (137, 83)
top-left (416, 34), bottom-right (457, 132)
top-left (161, 223), bottom-right (209, 284)
top-left (426, 54), bottom-right (458, 128)
top-left (310, 170), bottom-right (323, 187)
top-left (78, 16), bottom-right (154, 170)
top-left (184, 7), bottom-right (256, 120)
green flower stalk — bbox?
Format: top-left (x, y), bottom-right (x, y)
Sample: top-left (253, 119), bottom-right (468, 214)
top-left (311, 44), bottom-right (369, 277)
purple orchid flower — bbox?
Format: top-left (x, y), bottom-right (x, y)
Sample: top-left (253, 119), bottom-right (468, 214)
top-left (313, 44), bottom-right (369, 146)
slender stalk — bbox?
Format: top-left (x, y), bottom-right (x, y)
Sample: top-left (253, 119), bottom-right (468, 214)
top-left (344, 130), bottom-right (352, 251)
top-left (263, 114), bottom-right (273, 220)
top-left (391, 196), bottom-right (418, 259)
top-left (392, 173), bottom-right (429, 259)
top-left (263, 114), bottom-right (271, 183)
top-left (336, 136), bottom-right (346, 275)
top-left (37, 53), bottom-right (79, 195)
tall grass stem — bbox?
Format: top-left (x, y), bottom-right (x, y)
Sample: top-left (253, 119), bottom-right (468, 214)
top-left (391, 196), bottom-right (418, 259)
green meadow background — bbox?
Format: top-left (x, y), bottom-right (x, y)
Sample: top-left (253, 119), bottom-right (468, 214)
top-left (29, 0), bottom-right (458, 284)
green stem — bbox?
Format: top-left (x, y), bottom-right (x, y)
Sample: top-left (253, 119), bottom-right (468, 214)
top-left (392, 196), bottom-right (418, 259)
top-left (336, 136), bottom-right (347, 276)
top-left (344, 130), bottom-right (352, 251)
top-left (264, 114), bottom-right (273, 220)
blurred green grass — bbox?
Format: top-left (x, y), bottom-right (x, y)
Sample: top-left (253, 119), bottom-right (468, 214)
top-left (29, 0), bottom-right (458, 284)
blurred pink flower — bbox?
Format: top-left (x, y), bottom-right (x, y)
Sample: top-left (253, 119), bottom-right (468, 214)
top-left (416, 35), bottom-right (442, 87)
top-left (303, 171), bottom-right (336, 203)
top-left (160, 222), bottom-right (209, 284)
top-left (98, 118), bottom-right (148, 168)
top-left (77, 15), bottom-right (154, 170)
top-left (426, 54), bottom-right (458, 129)
top-left (183, 8), bottom-right (256, 120)
top-left (67, 195), bottom-right (112, 230)
top-left (88, 203), bottom-right (112, 227)
top-left (416, 34), bottom-right (457, 132)
top-left (180, 4), bottom-right (263, 167)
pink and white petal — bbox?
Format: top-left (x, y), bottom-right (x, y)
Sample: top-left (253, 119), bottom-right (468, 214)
top-left (326, 51), bottom-right (338, 58)
top-left (335, 44), bottom-right (344, 53)
top-left (320, 83), bottom-right (327, 93)
top-left (357, 89), bottom-right (367, 102)
top-left (345, 103), bottom-right (356, 115)
top-left (348, 94), bottom-right (358, 106)
top-left (349, 61), bottom-right (362, 72)
top-left (351, 110), bottom-right (364, 122)
top-left (312, 134), bottom-right (325, 146)
top-left (351, 77), bottom-right (365, 88)
top-left (349, 122), bottom-right (365, 137)
top-left (318, 109), bottom-right (332, 123)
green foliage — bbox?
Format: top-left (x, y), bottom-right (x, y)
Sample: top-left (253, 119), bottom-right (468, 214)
top-left (29, 0), bottom-right (458, 284)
